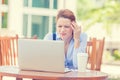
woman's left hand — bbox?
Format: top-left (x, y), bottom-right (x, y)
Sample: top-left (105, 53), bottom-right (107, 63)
top-left (71, 21), bottom-right (81, 41)
top-left (71, 21), bottom-right (81, 48)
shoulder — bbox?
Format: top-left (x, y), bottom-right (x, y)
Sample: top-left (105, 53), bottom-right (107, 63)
top-left (45, 33), bottom-right (53, 36)
top-left (80, 32), bottom-right (87, 38)
top-left (79, 32), bottom-right (87, 42)
top-left (44, 33), bottom-right (53, 40)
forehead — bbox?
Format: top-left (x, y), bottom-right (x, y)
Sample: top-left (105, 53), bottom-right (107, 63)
top-left (57, 17), bottom-right (71, 25)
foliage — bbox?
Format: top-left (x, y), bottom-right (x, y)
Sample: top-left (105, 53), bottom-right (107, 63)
top-left (2, 13), bottom-right (8, 28)
top-left (103, 50), bottom-right (115, 62)
top-left (77, 0), bottom-right (120, 34)
top-left (113, 50), bottom-right (120, 60)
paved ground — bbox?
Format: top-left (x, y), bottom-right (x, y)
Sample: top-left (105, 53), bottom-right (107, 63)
top-left (101, 64), bottom-right (120, 79)
top-left (2, 63), bottom-right (120, 80)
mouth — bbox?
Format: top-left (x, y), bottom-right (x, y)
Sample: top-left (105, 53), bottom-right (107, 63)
top-left (60, 33), bottom-right (66, 36)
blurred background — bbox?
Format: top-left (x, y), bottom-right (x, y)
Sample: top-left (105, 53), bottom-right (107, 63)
top-left (0, 0), bottom-right (120, 80)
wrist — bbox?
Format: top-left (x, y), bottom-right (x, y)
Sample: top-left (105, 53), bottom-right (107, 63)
top-left (74, 39), bottom-right (80, 48)
top-left (74, 38), bottom-right (80, 42)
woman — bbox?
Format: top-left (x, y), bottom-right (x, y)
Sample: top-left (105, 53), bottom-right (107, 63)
top-left (44, 9), bottom-right (87, 69)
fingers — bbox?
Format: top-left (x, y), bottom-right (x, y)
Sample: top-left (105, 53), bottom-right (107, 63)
top-left (71, 21), bottom-right (81, 31)
top-left (71, 21), bottom-right (77, 29)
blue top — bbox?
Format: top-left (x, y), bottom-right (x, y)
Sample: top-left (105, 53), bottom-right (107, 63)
top-left (44, 32), bottom-right (87, 69)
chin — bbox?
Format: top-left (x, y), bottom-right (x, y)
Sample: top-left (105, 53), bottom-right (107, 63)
top-left (61, 38), bottom-right (64, 40)
top-left (62, 38), bottom-right (67, 41)
top-left (60, 36), bottom-right (67, 40)
top-left (60, 37), bottom-right (64, 40)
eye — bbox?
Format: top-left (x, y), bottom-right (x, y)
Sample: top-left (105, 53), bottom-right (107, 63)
top-left (57, 25), bottom-right (62, 28)
top-left (64, 26), bottom-right (70, 28)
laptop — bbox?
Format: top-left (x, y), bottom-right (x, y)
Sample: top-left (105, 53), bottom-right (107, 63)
top-left (18, 39), bottom-right (70, 73)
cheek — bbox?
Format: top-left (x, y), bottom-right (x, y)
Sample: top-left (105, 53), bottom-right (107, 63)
top-left (56, 27), bottom-right (60, 33)
top-left (68, 29), bottom-right (73, 34)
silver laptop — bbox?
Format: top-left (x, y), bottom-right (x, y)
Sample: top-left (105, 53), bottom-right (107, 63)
top-left (18, 39), bottom-right (70, 73)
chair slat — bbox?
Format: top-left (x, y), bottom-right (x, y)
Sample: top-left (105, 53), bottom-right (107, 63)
top-left (0, 35), bottom-right (18, 66)
top-left (86, 37), bottom-right (105, 71)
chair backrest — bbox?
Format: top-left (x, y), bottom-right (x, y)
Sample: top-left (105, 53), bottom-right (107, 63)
top-left (0, 35), bottom-right (18, 66)
top-left (86, 37), bottom-right (105, 71)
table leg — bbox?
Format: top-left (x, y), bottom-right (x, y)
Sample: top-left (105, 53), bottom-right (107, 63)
top-left (16, 78), bottom-right (22, 80)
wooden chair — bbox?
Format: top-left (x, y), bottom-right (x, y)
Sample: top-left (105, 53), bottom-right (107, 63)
top-left (0, 35), bottom-right (18, 66)
top-left (86, 37), bottom-right (105, 71)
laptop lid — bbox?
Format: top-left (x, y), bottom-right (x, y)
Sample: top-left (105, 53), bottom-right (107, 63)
top-left (18, 39), bottom-right (66, 73)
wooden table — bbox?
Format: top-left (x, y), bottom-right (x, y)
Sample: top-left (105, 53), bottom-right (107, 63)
top-left (0, 66), bottom-right (108, 80)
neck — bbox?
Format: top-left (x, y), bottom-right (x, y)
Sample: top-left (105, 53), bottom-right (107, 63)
top-left (64, 36), bottom-right (73, 45)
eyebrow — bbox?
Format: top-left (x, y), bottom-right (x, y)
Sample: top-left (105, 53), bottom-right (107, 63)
top-left (57, 24), bottom-right (71, 26)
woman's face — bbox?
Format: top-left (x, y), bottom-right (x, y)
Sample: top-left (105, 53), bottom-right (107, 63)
top-left (56, 17), bottom-right (73, 40)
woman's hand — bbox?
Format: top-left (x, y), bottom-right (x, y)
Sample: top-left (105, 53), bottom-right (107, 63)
top-left (71, 21), bottom-right (81, 48)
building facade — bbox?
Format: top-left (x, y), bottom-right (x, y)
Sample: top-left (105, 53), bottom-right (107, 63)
top-left (0, 0), bottom-right (76, 39)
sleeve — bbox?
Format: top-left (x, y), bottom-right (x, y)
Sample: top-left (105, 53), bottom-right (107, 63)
top-left (72, 33), bottom-right (88, 69)
top-left (43, 33), bottom-right (53, 40)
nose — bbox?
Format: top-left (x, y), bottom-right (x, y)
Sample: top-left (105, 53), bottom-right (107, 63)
top-left (61, 26), bottom-right (65, 32)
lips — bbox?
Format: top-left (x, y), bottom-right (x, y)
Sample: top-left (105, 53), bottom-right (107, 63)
top-left (60, 33), bottom-right (66, 36)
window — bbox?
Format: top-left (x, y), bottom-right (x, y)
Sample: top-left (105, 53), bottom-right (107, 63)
top-left (23, 0), bottom-right (57, 38)
top-left (23, 15), bottom-right (49, 39)
top-left (24, 0), bottom-right (57, 9)
top-left (2, 12), bottom-right (8, 28)
top-left (24, 0), bottom-right (28, 7)
top-left (32, 0), bottom-right (49, 8)
top-left (23, 14), bottom-right (28, 37)
top-left (52, 17), bottom-right (56, 32)
top-left (53, 0), bottom-right (57, 9)
top-left (32, 15), bottom-right (49, 39)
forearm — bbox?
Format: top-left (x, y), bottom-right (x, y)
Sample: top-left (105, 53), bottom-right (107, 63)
top-left (74, 39), bottom-right (80, 48)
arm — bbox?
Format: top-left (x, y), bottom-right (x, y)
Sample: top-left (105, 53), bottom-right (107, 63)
top-left (73, 33), bottom-right (87, 69)
top-left (44, 33), bottom-right (53, 40)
